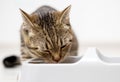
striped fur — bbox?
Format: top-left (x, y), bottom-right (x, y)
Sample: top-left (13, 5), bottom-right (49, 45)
top-left (20, 5), bottom-right (78, 63)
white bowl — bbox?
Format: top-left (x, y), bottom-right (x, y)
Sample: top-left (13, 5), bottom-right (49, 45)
top-left (18, 48), bottom-right (120, 82)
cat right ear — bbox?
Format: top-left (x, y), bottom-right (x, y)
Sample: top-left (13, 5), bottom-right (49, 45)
top-left (19, 9), bottom-right (34, 27)
top-left (59, 5), bottom-right (71, 23)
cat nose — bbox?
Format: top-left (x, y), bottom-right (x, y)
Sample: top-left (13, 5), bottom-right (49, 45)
top-left (53, 55), bottom-right (61, 62)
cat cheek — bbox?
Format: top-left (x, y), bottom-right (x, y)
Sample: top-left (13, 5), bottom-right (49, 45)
top-left (61, 46), bottom-right (71, 57)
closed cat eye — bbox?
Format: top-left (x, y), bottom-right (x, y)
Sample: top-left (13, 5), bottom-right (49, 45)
top-left (43, 50), bottom-right (51, 53)
top-left (27, 46), bottom-right (39, 50)
top-left (61, 42), bottom-right (72, 49)
top-left (66, 23), bottom-right (70, 26)
top-left (61, 44), bottom-right (67, 49)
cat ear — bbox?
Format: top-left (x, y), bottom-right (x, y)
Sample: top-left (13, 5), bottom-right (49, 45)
top-left (19, 9), bottom-right (34, 27)
top-left (59, 5), bottom-right (71, 23)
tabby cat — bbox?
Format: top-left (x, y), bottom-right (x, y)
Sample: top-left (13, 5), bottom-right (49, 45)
top-left (3, 5), bottom-right (78, 67)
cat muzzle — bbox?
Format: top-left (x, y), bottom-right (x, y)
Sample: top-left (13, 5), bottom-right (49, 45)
top-left (53, 54), bottom-right (61, 62)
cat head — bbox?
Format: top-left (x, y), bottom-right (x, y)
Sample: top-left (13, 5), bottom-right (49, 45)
top-left (20, 5), bottom-right (73, 63)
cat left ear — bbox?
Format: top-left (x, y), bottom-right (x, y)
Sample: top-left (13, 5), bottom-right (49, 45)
top-left (59, 5), bottom-right (71, 23)
top-left (19, 9), bottom-right (34, 27)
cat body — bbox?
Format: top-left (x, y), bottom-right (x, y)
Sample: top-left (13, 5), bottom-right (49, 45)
top-left (3, 5), bottom-right (78, 67)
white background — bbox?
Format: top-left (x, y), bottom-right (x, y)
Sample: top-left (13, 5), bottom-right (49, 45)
top-left (0, 0), bottom-right (120, 44)
top-left (0, 0), bottom-right (120, 57)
